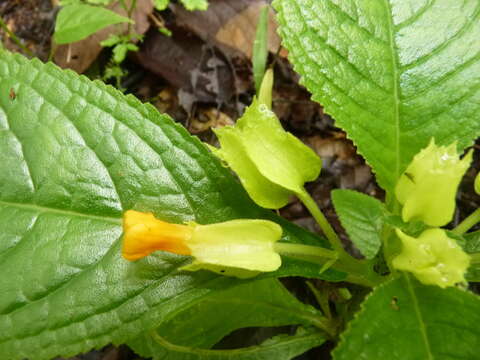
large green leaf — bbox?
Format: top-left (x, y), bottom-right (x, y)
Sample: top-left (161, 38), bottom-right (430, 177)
top-left (129, 278), bottom-right (326, 356)
top-left (333, 275), bottom-right (480, 359)
top-left (131, 328), bottom-right (324, 360)
top-left (273, 0), bottom-right (480, 194)
top-left (0, 51), bottom-right (336, 359)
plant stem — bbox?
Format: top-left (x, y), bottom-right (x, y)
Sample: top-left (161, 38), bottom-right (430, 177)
top-left (0, 16), bottom-right (33, 57)
top-left (452, 208), bottom-right (480, 235)
top-left (296, 190), bottom-right (385, 287)
top-left (274, 242), bottom-right (383, 287)
top-left (274, 242), bottom-right (338, 260)
top-left (297, 190), bottom-right (344, 254)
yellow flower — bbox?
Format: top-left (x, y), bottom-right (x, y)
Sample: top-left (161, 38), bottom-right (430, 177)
top-left (392, 228), bottom-right (470, 288)
top-left (395, 139), bottom-right (472, 227)
top-left (122, 210), bottom-right (282, 278)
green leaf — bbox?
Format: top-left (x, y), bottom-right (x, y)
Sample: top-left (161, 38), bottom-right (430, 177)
top-left (253, 6), bottom-right (269, 93)
top-left (464, 230), bottom-right (480, 253)
top-left (331, 190), bottom-right (385, 259)
top-left (333, 275), bottom-right (480, 359)
top-left (0, 51), bottom-right (337, 359)
top-left (179, 0), bottom-right (208, 11)
top-left (100, 34), bottom-right (122, 47)
top-left (131, 328), bottom-right (324, 360)
top-left (154, 0), bottom-right (170, 11)
top-left (273, 0), bottom-right (480, 194)
top-left (54, 4), bottom-right (132, 44)
top-left (463, 231), bottom-right (480, 281)
top-left (129, 278), bottom-right (326, 352)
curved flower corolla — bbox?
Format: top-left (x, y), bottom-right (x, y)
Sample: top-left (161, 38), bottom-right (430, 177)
top-left (395, 139), bottom-right (472, 227)
top-left (211, 98), bottom-right (322, 209)
top-left (122, 210), bottom-right (282, 278)
top-left (392, 228), bottom-right (470, 288)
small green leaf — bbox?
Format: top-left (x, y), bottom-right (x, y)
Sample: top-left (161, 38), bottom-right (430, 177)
top-left (54, 4), bottom-right (132, 44)
top-left (113, 43), bottom-right (128, 63)
top-left (463, 231), bottom-right (480, 281)
top-left (253, 6), bottom-right (269, 93)
top-left (154, 0), bottom-right (170, 11)
top-left (273, 0), bottom-right (480, 195)
top-left (132, 328), bottom-right (324, 360)
top-left (100, 34), bottom-right (122, 47)
top-left (333, 275), bottom-right (480, 360)
top-left (464, 231), bottom-right (480, 253)
top-left (179, 0), bottom-right (208, 11)
top-left (331, 190), bottom-right (384, 259)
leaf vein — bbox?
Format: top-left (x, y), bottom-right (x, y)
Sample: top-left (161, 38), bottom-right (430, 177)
top-left (323, 0), bottom-right (388, 45)
top-left (400, 3), bottom-right (480, 70)
top-left (395, 0), bottom-right (436, 31)
top-left (404, 275), bottom-right (434, 360)
top-left (291, 0), bottom-right (391, 94)
top-left (403, 80), bottom-right (480, 134)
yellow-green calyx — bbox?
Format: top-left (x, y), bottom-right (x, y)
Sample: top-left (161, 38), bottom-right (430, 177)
top-left (122, 210), bottom-right (282, 278)
top-left (211, 98), bottom-right (321, 209)
top-left (395, 139), bottom-right (472, 227)
top-left (392, 228), bottom-right (470, 288)
top-left (475, 171), bottom-right (480, 195)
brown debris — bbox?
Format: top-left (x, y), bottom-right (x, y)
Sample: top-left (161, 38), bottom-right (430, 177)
top-left (171, 0), bottom-right (280, 58)
top-left (189, 107), bottom-right (234, 134)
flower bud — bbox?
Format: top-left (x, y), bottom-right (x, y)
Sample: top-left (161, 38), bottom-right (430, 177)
top-left (392, 228), bottom-right (470, 288)
top-left (474, 171), bottom-right (480, 196)
top-left (211, 98), bottom-right (321, 209)
top-left (395, 140), bottom-right (472, 226)
top-left (122, 210), bottom-right (282, 278)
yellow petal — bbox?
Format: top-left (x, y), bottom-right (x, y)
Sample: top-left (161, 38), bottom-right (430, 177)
top-left (395, 139), bottom-right (472, 226)
top-left (122, 210), bottom-right (193, 261)
top-left (392, 228), bottom-right (470, 288)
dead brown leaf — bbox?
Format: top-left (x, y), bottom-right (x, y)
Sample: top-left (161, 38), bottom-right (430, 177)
top-left (136, 25), bottom-right (236, 107)
top-left (171, 0), bottom-right (280, 58)
top-left (189, 108), bottom-right (234, 134)
top-left (54, 0), bottom-right (152, 73)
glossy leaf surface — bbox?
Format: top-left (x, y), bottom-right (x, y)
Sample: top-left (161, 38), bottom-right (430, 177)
top-left (333, 275), bottom-right (480, 359)
top-left (0, 51), bottom-right (334, 359)
top-left (273, 0), bottom-right (480, 194)
top-left (331, 190), bottom-right (384, 259)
